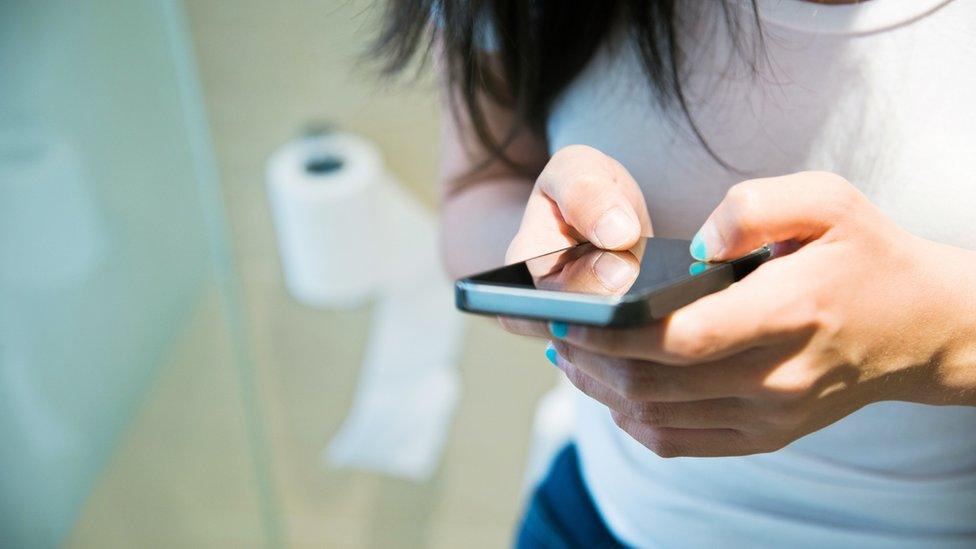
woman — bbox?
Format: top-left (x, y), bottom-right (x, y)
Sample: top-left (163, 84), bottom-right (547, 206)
top-left (379, 1), bottom-right (976, 546)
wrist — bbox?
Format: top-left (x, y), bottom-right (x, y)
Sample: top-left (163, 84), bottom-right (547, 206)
top-left (927, 241), bottom-right (976, 406)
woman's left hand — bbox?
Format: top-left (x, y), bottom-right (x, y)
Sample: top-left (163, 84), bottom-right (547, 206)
top-left (549, 171), bottom-right (976, 458)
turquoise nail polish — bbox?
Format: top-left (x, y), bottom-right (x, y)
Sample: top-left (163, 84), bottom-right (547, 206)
top-left (549, 321), bottom-right (568, 339)
top-left (690, 231), bottom-right (708, 261)
top-left (688, 261), bottom-right (707, 276)
top-left (545, 344), bottom-right (559, 366)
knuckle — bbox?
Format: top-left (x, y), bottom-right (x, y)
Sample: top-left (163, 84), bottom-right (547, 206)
top-left (790, 290), bottom-right (822, 327)
top-left (647, 433), bottom-right (683, 459)
top-left (613, 362), bottom-right (675, 401)
top-left (612, 411), bottom-right (683, 458)
top-left (556, 341), bottom-right (576, 364)
top-left (765, 400), bottom-right (808, 430)
top-left (762, 366), bottom-right (816, 401)
top-left (806, 171), bottom-right (851, 194)
top-left (803, 171), bottom-right (862, 218)
top-left (563, 364), bottom-right (590, 392)
top-left (768, 291), bottom-right (824, 338)
top-left (769, 378), bottom-right (814, 401)
top-left (545, 146), bottom-right (600, 181)
top-left (669, 322), bottom-right (717, 361)
top-left (553, 143), bottom-right (597, 161)
top-left (615, 374), bottom-right (642, 401)
top-left (544, 145), bottom-right (613, 193)
top-left (579, 326), bottom-right (621, 355)
top-left (726, 180), bottom-right (758, 203)
top-left (778, 286), bottom-right (841, 342)
top-left (724, 181), bottom-right (764, 237)
top-left (497, 316), bottom-right (518, 334)
top-left (633, 402), bottom-right (675, 426)
top-left (754, 433), bottom-right (791, 455)
top-left (503, 233), bottom-right (527, 264)
top-left (637, 364), bottom-right (674, 400)
top-left (497, 316), bottom-right (545, 337)
top-left (810, 306), bottom-right (843, 340)
top-left (544, 147), bottom-right (573, 172)
top-left (568, 172), bottom-right (601, 190)
top-left (609, 409), bottom-right (630, 430)
top-left (613, 366), bottom-right (647, 400)
top-left (707, 432), bottom-right (766, 457)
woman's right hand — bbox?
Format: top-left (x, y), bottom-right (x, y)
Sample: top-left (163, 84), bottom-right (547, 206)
top-left (501, 145), bottom-right (653, 337)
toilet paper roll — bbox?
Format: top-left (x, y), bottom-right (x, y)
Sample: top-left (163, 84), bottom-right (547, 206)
top-left (266, 132), bottom-right (382, 309)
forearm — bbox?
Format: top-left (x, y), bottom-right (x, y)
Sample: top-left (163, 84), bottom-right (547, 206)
top-left (433, 40), bottom-right (545, 278)
top-left (440, 176), bottom-right (533, 278)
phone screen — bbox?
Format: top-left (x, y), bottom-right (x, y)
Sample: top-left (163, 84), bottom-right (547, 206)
top-left (467, 237), bottom-right (715, 299)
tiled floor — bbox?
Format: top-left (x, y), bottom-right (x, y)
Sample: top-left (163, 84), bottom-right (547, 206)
top-left (70, 286), bottom-right (554, 547)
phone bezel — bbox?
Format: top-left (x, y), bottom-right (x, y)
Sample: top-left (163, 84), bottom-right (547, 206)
top-left (455, 240), bottom-right (770, 327)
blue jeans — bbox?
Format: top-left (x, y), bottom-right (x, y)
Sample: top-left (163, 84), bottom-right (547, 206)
top-left (515, 444), bottom-right (625, 548)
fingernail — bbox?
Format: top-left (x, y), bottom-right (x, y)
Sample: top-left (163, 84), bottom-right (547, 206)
top-left (549, 321), bottom-right (568, 339)
top-left (691, 221), bottom-right (723, 261)
top-left (545, 342), bottom-right (559, 367)
top-left (593, 252), bottom-right (635, 290)
top-left (594, 207), bottom-right (636, 249)
top-left (690, 230), bottom-right (708, 261)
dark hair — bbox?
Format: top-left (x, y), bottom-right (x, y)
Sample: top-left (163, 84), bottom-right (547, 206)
top-left (374, 1), bottom-right (762, 173)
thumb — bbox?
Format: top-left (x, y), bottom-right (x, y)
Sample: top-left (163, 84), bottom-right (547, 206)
top-left (531, 145), bottom-right (652, 250)
top-left (690, 172), bottom-right (863, 261)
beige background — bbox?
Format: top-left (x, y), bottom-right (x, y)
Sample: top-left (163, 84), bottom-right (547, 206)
top-left (67, 1), bottom-right (556, 547)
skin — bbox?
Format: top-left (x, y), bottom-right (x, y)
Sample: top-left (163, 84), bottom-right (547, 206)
top-left (437, 3), bottom-right (976, 459)
top-left (537, 167), bottom-right (976, 457)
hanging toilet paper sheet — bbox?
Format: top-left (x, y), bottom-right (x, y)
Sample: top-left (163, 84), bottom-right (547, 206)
top-left (325, 277), bottom-right (462, 481)
top-left (265, 131), bottom-right (464, 481)
top-left (324, 180), bottom-right (465, 481)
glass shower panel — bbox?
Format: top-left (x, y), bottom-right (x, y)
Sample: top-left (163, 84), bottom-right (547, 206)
top-left (0, 1), bottom-right (276, 546)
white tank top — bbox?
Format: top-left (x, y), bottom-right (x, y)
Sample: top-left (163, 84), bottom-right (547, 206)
top-left (545, 1), bottom-right (976, 546)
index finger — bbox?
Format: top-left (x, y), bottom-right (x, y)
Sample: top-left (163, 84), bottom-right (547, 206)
top-left (554, 255), bottom-right (804, 364)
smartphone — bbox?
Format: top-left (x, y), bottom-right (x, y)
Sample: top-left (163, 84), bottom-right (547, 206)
top-left (455, 237), bottom-right (770, 327)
